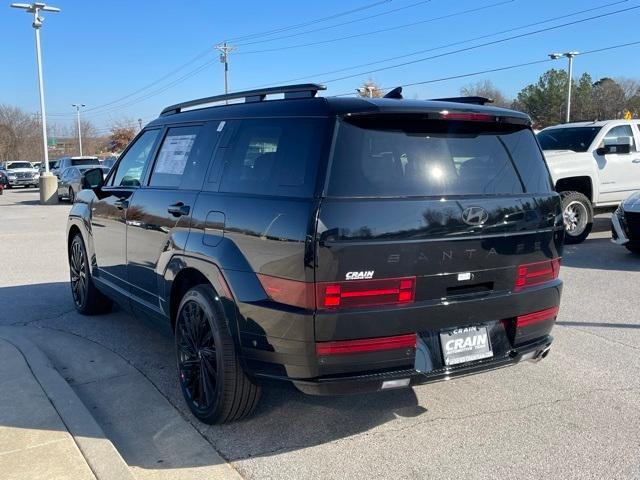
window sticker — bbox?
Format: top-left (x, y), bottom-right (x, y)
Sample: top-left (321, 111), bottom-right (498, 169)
top-left (154, 134), bottom-right (196, 175)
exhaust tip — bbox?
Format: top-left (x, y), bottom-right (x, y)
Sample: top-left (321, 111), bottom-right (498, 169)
top-left (527, 346), bottom-right (551, 363)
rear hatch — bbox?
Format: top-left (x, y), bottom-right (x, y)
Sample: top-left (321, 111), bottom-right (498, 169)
top-left (315, 113), bottom-right (563, 341)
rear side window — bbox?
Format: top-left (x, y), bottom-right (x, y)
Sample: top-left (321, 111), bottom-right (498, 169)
top-left (219, 118), bottom-right (328, 197)
top-left (150, 126), bottom-right (201, 188)
top-left (328, 117), bottom-right (551, 197)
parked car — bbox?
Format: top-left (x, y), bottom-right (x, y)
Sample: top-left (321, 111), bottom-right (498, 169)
top-left (611, 190), bottom-right (640, 253)
top-left (538, 120), bottom-right (640, 244)
top-left (67, 84), bottom-right (563, 424)
top-left (100, 156), bottom-right (117, 169)
top-left (52, 156), bottom-right (100, 177)
top-left (0, 170), bottom-right (8, 194)
top-left (57, 165), bottom-right (110, 203)
top-left (1, 161), bottom-right (39, 188)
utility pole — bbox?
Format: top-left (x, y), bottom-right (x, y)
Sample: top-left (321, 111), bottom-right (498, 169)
top-left (72, 103), bottom-right (85, 155)
top-left (138, 118), bottom-right (142, 131)
top-left (549, 51), bottom-right (580, 123)
top-left (216, 42), bottom-right (236, 102)
top-left (11, 2), bottom-right (60, 205)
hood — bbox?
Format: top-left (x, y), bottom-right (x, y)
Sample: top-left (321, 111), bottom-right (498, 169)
top-left (622, 191), bottom-right (640, 212)
top-left (541, 149), bottom-right (578, 158)
top-left (5, 168), bottom-right (38, 174)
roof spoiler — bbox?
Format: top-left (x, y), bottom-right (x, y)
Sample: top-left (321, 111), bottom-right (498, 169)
top-left (430, 96), bottom-right (494, 105)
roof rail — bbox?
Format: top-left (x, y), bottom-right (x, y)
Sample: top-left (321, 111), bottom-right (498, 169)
top-left (430, 96), bottom-right (494, 106)
top-left (160, 83), bottom-right (326, 116)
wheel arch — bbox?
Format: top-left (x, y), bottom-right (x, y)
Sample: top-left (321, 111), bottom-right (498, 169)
top-left (164, 256), bottom-right (237, 334)
top-left (555, 176), bottom-right (594, 202)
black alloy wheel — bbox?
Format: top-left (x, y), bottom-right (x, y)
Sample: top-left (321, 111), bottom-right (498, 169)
top-left (70, 236), bottom-right (88, 309)
top-left (175, 285), bottom-right (260, 424)
top-left (68, 234), bottom-right (112, 315)
top-left (176, 300), bottom-right (218, 414)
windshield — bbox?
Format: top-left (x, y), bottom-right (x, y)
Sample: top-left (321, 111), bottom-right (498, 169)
top-left (7, 162), bottom-right (33, 169)
top-left (537, 127), bottom-right (602, 152)
top-left (328, 117), bottom-right (552, 197)
top-left (71, 158), bottom-right (100, 166)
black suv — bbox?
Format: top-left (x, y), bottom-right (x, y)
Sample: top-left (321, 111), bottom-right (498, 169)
top-left (67, 84), bottom-right (563, 424)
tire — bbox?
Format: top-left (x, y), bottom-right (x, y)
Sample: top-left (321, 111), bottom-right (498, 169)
top-left (68, 187), bottom-right (75, 203)
top-left (560, 191), bottom-right (593, 244)
top-left (69, 233), bottom-right (112, 315)
top-left (175, 284), bottom-right (260, 424)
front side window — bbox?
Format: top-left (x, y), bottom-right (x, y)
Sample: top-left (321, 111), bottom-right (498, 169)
top-left (219, 118), bottom-right (328, 197)
top-left (328, 117), bottom-right (549, 197)
top-left (537, 127), bottom-right (602, 152)
top-left (149, 126), bottom-right (201, 188)
top-left (111, 130), bottom-right (160, 187)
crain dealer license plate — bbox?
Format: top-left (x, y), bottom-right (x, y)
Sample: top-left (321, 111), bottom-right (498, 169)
top-left (439, 325), bottom-right (493, 366)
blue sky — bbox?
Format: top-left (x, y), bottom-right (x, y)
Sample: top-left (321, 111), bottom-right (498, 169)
top-left (2, 0), bottom-right (639, 132)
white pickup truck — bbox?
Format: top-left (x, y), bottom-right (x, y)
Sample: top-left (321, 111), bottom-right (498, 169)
top-left (538, 120), bottom-right (640, 243)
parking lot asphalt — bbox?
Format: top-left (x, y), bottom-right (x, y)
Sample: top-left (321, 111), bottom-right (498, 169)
top-left (1, 188), bottom-right (639, 480)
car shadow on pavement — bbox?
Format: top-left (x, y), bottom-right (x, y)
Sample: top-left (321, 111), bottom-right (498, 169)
top-left (0, 281), bottom-right (426, 467)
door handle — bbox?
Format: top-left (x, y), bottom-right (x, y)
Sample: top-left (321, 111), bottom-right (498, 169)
top-left (168, 202), bottom-right (190, 217)
top-left (114, 199), bottom-right (129, 210)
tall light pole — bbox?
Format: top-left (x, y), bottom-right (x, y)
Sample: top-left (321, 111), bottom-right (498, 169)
top-left (137, 118), bottom-right (142, 131)
top-left (72, 103), bottom-right (85, 156)
top-left (549, 51), bottom-right (580, 123)
top-left (216, 42), bottom-right (236, 103)
top-left (11, 2), bottom-right (60, 205)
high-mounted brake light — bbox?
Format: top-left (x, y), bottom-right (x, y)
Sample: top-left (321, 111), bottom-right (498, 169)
top-left (514, 258), bottom-right (561, 291)
top-left (317, 277), bottom-right (416, 310)
top-left (516, 306), bottom-right (559, 328)
top-left (440, 111), bottom-right (495, 122)
top-left (316, 333), bottom-right (417, 356)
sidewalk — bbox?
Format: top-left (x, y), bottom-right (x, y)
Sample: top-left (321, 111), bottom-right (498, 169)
top-left (0, 337), bottom-right (96, 480)
top-left (0, 326), bottom-right (242, 480)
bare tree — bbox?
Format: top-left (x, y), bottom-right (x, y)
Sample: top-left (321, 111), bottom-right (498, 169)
top-left (357, 78), bottom-right (384, 98)
top-left (460, 80), bottom-right (510, 107)
top-left (108, 118), bottom-right (137, 152)
top-left (0, 104), bottom-right (42, 162)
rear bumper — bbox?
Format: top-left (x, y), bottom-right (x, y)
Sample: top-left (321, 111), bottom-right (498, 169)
top-left (239, 281), bottom-right (562, 391)
top-left (289, 335), bottom-right (552, 395)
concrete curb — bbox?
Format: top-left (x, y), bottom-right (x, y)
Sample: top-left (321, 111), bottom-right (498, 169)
top-left (0, 327), bottom-right (135, 480)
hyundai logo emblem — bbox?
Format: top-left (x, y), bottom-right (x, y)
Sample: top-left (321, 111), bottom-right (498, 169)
top-left (462, 206), bottom-right (489, 226)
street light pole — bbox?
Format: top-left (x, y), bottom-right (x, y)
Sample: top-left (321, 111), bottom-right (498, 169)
top-left (11, 2), bottom-right (60, 204)
top-left (549, 51), bottom-right (580, 123)
top-left (72, 103), bottom-right (85, 156)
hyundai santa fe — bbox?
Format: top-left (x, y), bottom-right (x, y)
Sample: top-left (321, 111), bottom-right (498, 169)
top-left (67, 84), bottom-right (564, 424)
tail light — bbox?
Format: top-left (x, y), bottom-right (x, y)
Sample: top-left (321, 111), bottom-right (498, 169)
top-left (516, 306), bottom-right (559, 328)
top-left (514, 258), bottom-right (561, 291)
top-left (256, 274), bottom-right (315, 310)
top-left (440, 111), bottom-right (495, 122)
top-left (316, 277), bottom-right (416, 310)
top-left (316, 333), bottom-right (417, 356)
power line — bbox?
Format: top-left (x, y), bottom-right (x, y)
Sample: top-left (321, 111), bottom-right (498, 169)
top-left (319, 3), bottom-right (640, 85)
top-left (224, 0), bottom-right (393, 43)
top-left (236, 0), bottom-right (516, 55)
top-left (234, 0), bottom-right (432, 47)
top-left (247, 0), bottom-right (627, 89)
top-left (48, 1), bottom-right (392, 117)
top-left (331, 39), bottom-right (640, 96)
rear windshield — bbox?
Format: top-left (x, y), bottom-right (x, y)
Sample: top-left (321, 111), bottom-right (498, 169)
top-left (327, 117), bottom-right (552, 197)
top-left (71, 158), bottom-right (99, 166)
top-left (537, 126), bottom-right (601, 152)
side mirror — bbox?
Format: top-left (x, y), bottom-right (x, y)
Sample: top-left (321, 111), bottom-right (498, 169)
top-left (599, 136), bottom-right (633, 155)
top-left (81, 168), bottom-right (105, 190)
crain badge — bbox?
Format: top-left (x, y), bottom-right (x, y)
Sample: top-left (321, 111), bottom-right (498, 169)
top-left (345, 271), bottom-right (374, 280)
